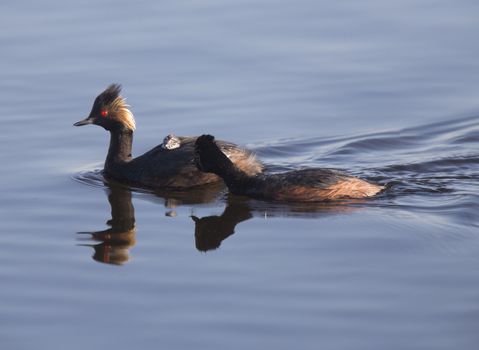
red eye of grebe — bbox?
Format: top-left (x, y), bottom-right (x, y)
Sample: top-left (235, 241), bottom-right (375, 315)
top-left (100, 110), bottom-right (108, 117)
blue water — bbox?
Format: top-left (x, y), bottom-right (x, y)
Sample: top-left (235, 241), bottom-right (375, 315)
top-left (0, 1), bottom-right (478, 349)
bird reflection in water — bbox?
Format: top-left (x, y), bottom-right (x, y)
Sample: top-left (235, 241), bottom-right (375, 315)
top-left (76, 178), bottom-right (364, 262)
top-left (75, 179), bottom-right (226, 264)
top-left (77, 184), bottom-right (136, 265)
top-left (191, 195), bottom-right (364, 252)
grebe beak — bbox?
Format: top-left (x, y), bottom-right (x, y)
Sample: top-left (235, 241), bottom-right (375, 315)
top-left (74, 117), bottom-right (93, 126)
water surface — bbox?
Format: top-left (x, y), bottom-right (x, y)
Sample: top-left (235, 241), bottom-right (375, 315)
top-left (0, 1), bottom-right (479, 350)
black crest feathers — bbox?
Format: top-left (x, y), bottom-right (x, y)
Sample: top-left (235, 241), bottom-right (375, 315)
top-left (98, 83), bottom-right (122, 106)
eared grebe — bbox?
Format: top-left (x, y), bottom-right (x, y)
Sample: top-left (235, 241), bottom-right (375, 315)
top-left (194, 135), bottom-right (385, 202)
top-left (74, 84), bottom-right (262, 188)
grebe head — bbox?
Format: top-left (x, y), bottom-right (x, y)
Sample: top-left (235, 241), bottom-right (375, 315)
top-left (194, 134), bottom-right (215, 172)
top-left (194, 134), bottom-right (233, 175)
top-left (74, 84), bottom-right (136, 132)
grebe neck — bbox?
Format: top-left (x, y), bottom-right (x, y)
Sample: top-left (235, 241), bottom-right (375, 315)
top-left (105, 128), bottom-right (133, 166)
top-left (209, 157), bottom-right (252, 194)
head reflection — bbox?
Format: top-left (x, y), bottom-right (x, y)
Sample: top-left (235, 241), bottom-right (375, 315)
top-left (77, 184), bottom-right (136, 265)
top-left (192, 200), bottom-right (252, 252)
